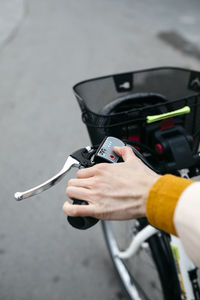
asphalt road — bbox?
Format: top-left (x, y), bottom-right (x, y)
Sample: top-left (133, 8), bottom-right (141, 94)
top-left (0, 0), bottom-right (200, 299)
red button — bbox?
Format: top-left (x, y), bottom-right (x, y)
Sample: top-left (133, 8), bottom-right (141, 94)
top-left (155, 143), bottom-right (163, 155)
top-left (109, 154), bottom-right (115, 159)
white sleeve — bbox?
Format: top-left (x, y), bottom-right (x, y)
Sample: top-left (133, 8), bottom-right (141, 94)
top-left (173, 182), bottom-right (200, 268)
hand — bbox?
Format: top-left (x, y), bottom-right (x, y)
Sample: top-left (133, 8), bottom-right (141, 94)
top-left (63, 146), bottom-right (160, 220)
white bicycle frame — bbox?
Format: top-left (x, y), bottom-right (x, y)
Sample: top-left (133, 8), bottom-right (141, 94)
top-left (116, 225), bottom-right (197, 300)
top-left (170, 235), bottom-right (196, 299)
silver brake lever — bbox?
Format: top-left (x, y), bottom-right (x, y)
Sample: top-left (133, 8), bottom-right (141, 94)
top-left (14, 156), bottom-right (80, 201)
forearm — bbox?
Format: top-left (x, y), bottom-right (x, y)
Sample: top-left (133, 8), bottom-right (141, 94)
top-left (146, 175), bottom-right (200, 267)
top-left (174, 182), bottom-right (200, 267)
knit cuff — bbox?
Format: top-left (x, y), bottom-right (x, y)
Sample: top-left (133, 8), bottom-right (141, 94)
top-left (146, 174), bottom-right (193, 236)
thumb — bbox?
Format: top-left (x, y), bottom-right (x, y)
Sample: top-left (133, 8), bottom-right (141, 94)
top-left (114, 146), bottom-right (136, 162)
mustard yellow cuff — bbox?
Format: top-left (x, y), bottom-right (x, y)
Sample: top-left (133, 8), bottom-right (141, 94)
top-left (146, 174), bottom-right (193, 236)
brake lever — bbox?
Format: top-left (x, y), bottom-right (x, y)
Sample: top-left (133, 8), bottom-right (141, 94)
top-left (14, 147), bottom-right (94, 201)
top-left (14, 146), bottom-right (99, 230)
top-left (14, 156), bottom-right (80, 201)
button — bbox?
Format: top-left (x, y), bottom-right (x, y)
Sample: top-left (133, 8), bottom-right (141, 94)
top-left (155, 144), bottom-right (163, 155)
top-left (109, 154), bottom-right (115, 159)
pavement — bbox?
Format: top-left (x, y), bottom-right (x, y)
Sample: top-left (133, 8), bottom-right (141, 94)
top-left (0, 0), bottom-right (24, 47)
top-left (0, 0), bottom-right (200, 300)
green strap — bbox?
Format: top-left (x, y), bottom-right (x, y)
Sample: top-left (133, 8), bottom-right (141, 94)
top-left (146, 106), bottom-right (190, 124)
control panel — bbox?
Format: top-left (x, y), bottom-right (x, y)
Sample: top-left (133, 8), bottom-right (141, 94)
top-left (94, 136), bottom-right (125, 163)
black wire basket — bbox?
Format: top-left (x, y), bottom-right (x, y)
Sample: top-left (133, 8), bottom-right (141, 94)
top-left (73, 67), bottom-right (200, 152)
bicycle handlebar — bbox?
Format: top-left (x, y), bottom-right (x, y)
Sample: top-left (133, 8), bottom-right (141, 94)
top-left (15, 136), bottom-right (200, 230)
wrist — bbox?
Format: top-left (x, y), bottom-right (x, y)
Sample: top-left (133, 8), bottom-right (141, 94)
top-left (134, 174), bottom-right (161, 218)
top-left (146, 174), bottom-right (194, 235)
top-left (142, 174), bottom-right (161, 216)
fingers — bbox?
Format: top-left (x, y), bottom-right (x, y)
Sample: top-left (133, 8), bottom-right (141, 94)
top-left (76, 165), bottom-right (97, 178)
top-left (68, 178), bottom-right (92, 189)
top-left (114, 146), bottom-right (136, 162)
top-left (76, 163), bottom-right (107, 178)
top-left (66, 186), bottom-right (93, 203)
top-left (63, 201), bottom-right (96, 217)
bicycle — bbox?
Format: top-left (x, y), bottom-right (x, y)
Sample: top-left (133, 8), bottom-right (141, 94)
top-left (15, 67), bottom-right (200, 300)
top-left (72, 67), bottom-right (200, 300)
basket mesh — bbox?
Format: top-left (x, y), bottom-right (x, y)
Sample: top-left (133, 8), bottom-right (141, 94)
top-left (73, 67), bottom-right (200, 148)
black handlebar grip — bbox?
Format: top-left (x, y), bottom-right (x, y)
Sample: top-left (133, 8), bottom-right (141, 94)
top-left (67, 200), bottom-right (99, 230)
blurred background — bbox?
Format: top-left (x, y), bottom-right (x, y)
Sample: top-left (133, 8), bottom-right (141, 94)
top-left (0, 0), bottom-right (200, 299)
